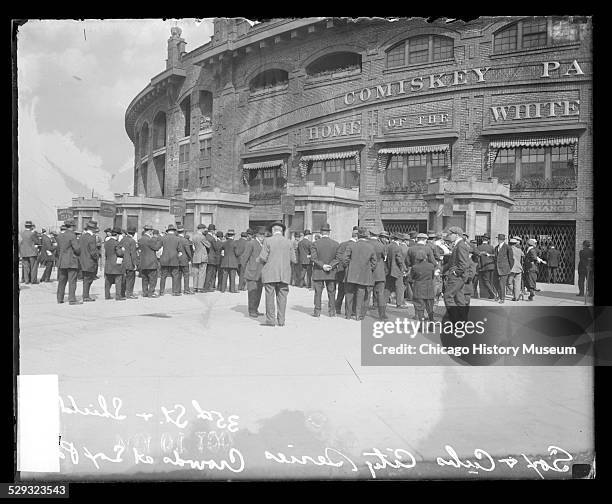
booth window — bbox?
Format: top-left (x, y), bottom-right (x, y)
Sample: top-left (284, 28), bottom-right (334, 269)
top-left (494, 17), bottom-right (580, 54)
top-left (305, 158), bottom-right (358, 188)
top-left (249, 167), bottom-right (284, 194)
top-left (306, 52), bottom-right (362, 78)
top-left (551, 146), bottom-right (575, 178)
top-left (250, 69), bottom-right (289, 93)
top-left (521, 148), bottom-right (545, 179)
top-left (386, 35), bottom-right (454, 69)
top-left (384, 151), bottom-right (448, 185)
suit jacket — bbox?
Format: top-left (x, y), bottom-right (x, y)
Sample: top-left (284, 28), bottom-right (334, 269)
top-left (334, 240), bottom-right (354, 275)
top-left (178, 235), bottom-right (193, 267)
top-left (160, 232), bottom-right (181, 267)
top-left (56, 230), bottom-right (81, 269)
top-left (258, 233), bottom-right (296, 284)
top-left (476, 243), bottom-right (495, 271)
top-left (578, 248), bottom-right (594, 272)
top-left (78, 232), bottom-right (99, 273)
top-left (386, 242), bottom-right (406, 279)
top-left (221, 238), bottom-right (239, 269)
top-left (406, 243), bottom-right (436, 267)
top-left (234, 238), bottom-right (249, 266)
top-left (191, 232), bottom-right (208, 264)
top-left (208, 237), bottom-right (223, 266)
top-left (410, 261), bottom-right (435, 299)
top-left (244, 239), bottom-right (264, 281)
top-left (547, 248), bottom-right (561, 267)
top-left (345, 239), bottom-right (377, 286)
top-left (311, 236), bottom-right (340, 281)
top-left (523, 247), bottom-right (539, 273)
top-left (121, 235), bottom-right (138, 271)
top-left (19, 229), bottom-right (39, 258)
top-left (39, 234), bottom-right (56, 263)
top-left (297, 238), bottom-right (312, 265)
top-left (444, 239), bottom-right (471, 280)
top-left (138, 234), bottom-right (162, 270)
top-left (104, 237), bottom-right (125, 275)
top-left (494, 242), bottom-right (514, 276)
top-left (371, 239), bottom-right (387, 283)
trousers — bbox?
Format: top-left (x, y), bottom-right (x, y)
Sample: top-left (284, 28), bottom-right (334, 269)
top-left (345, 283), bottom-right (368, 319)
top-left (178, 265), bottom-right (190, 293)
top-left (160, 266), bottom-right (179, 294)
top-left (141, 269), bottom-right (158, 297)
top-left (479, 269), bottom-right (497, 299)
top-left (121, 269), bottom-right (136, 296)
top-left (313, 279), bottom-right (336, 314)
top-left (22, 256), bottom-right (38, 284)
top-left (247, 279), bottom-right (263, 315)
top-left (384, 276), bottom-right (405, 307)
top-left (82, 271), bottom-right (96, 299)
top-left (57, 268), bottom-right (77, 302)
top-left (191, 262), bottom-right (207, 291)
top-left (264, 282), bottom-right (289, 325)
top-left (204, 264), bottom-right (218, 290)
top-left (104, 273), bottom-right (123, 299)
top-left (221, 268), bottom-right (237, 293)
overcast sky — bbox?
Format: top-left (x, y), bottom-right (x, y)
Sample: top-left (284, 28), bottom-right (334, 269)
top-left (16, 18), bottom-right (215, 229)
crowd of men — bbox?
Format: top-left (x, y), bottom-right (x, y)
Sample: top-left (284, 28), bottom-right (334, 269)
top-left (18, 218), bottom-right (594, 325)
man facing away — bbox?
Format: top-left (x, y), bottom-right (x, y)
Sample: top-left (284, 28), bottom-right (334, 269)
top-left (79, 220), bottom-right (100, 302)
top-left (191, 224), bottom-right (209, 293)
top-left (476, 234), bottom-right (497, 300)
top-left (258, 221), bottom-right (297, 327)
top-left (39, 228), bottom-right (57, 283)
top-left (493, 233), bottom-right (514, 304)
top-left (177, 226), bottom-right (194, 295)
top-left (120, 227), bottom-right (139, 299)
top-left (385, 234), bottom-right (408, 308)
top-left (335, 227), bottom-right (358, 316)
top-left (244, 227), bottom-right (265, 318)
top-left (137, 224), bottom-right (162, 298)
top-left (159, 224), bottom-right (181, 296)
top-left (203, 225), bottom-right (221, 292)
top-left (55, 220), bottom-right (81, 304)
top-left (371, 230), bottom-right (389, 321)
top-left (508, 238), bottom-right (524, 301)
top-left (297, 230), bottom-right (313, 289)
top-left (442, 227), bottom-right (470, 321)
top-left (220, 229), bottom-right (240, 293)
top-left (235, 231), bottom-right (249, 291)
top-left (577, 240), bottom-right (594, 297)
top-left (310, 223), bottom-right (339, 318)
top-left (546, 245), bottom-right (561, 284)
top-left (19, 220), bottom-right (40, 284)
top-left (104, 227), bottom-right (126, 301)
top-left (344, 227), bottom-right (377, 321)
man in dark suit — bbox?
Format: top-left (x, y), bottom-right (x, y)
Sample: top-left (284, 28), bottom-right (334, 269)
top-left (104, 227), bottom-right (125, 301)
top-left (493, 233), bottom-right (514, 304)
top-left (235, 231), bottom-right (249, 291)
top-left (344, 227), bottom-right (377, 320)
top-left (56, 220), bottom-right (81, 304)
top-left (407, 233), bottom-right (436, 267)
top-left (19, 220), bottom-right (40, 284)
top-left (138, 224), bottom-right (162, 297)
top-left (385, 234), bottom-right (408, 308)
top-left (442, 227), bottom-right (471, 321)
top-left (335, 228), bottom-right (358, 316)
top-left (160, 224), bottom-right (181, 296)
top-left (258, 221), bottom-right (297, 326)
top-left (79, 220), bottom-right (100, 302)
top-left (297, 230), bottom-right (313, 288)
top-left (177, 226), bottom-right (194, 295)
top-left (119, 227), bottom-right (139, 299)
top-left (39, 229), bottom-right (57, 282)
top-left (410, 252), bottom-right (436, 322)
top-left (220, 229), bottom-right (239, 293)
top-left (244, 227), bottom-right (265, 317)
top-left (371, 230), bottom-right (389, 320)
top-left (310, 223), bottom-right (339, 317)
top-left (577, 240), bottom-right (594, 297)
top-left (203, 225), bottom-right (220, 292)
top-left (476, 235), bottom-right (496, 300)
top-left (546, 245), bottom-right (561, 284)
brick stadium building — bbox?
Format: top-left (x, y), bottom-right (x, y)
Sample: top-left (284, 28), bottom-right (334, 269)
top-left (70, 16), bottom-right (592, 284)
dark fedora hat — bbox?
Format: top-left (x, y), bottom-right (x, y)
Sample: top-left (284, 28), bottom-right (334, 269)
top-left (378, 230), bottom-right (390, 238)
top-left (197, 223), bottom-right (207, 229)
top-left (86, 220), bottom-right (99, 230)
top-left (208, 224), bottom-right (216, 231)
top-left (357, 226), bottom-right (369, 238)
top-left (240, 231), bottom-right (248, 237)
top-left (497, 233), bottom-right (506, 239)
top-left (111, 227), bottom-right (122, 234)
top-left (166, 223), bottom-right (177, 232)
top-left (64, 219), bottom-right (76, 227)
top-left (216, 230), bottom-right (224, 237)
top-left (143, 224), bottom-right (153, 231)
top-left (255, 226), bottom-right (266, 235)
top-left (320, 223), bottom-right (331, 232)
top-left (104, 227), bottom-right (112, 233)
top-left (269, 221), bottom-right (286, 233)
top-left (303, 229), bottom-right (311, 235)
top-left (24, 220), bottom-right (34, 227)
top-left (226, 229), bottom-right (235, 236)
top-left (177, 225), bottom-right (185, 232)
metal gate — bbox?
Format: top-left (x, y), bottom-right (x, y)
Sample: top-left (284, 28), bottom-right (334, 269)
top-left (509, 221), bottom-right (576, 284)
top-left (382, 220), bottom-right (428, 235)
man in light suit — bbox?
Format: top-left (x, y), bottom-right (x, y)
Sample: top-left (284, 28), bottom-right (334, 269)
top-left (258, 221), bottom-right (297, 327)
top-left (310, 223), bottom-right (339, 318)
top-left (56, 220), bottom-right (81, 304)
top-left (20, 220), bottom-right (40, 284)
top-left (191, 224), bottom-right (209, 292)
top-left (244, 227), bottom-right (265, 317)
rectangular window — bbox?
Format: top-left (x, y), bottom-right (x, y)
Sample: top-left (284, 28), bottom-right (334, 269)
top-left (306, 161), bottom-right (324, 185)
top-left (178, 169), bottom-right (189, 190)
top-left (324, 159), bottom-right (342, 186)
top-left (343, 157), bottom-right (359, 188)
top-left (521, 147), bottom-right (545, 179)
top-left (551, 19), bottom-right (580, 45)
top-left (248, 169), bottom-right (262, 193)
top-left (522, 18), bottom-right (548, 48)
top-left (312, 211), bottom-right (327, 233)
top-left (407, 154), bottom-right (427, 182)
top-left (114, 214), bottom-right (123, 230)
top-left (262, 168), bottom-right (276, 190)
top-left (430, 152), bottom-right (448, 179)
top-left (493, 149), bottom-right (516, 182)
top-left (127, 215), bottom-right (139, 232)
top-left (289, 211), bottom-right (305, 231)
top-left (443, 212), bottom-right (466, 232)
top-left (385, 155), bottom-right (404, 185)
top-left (475, 212), bottom-right (491, 237)
top-left (432, 36), bottom-right (453, 61)
top-left (387, 44), bottom-right (405, 68)
top-left (179, 144), bottom-right (190, 164)
top-left (551, 146), bottom-right (575, 178)
top-left (494, 24), bottom-right (517, 52)
top-left (200, 213), bottom-right (213, 227)
top-left (408, 36), bottom-right (429, 64)
top-left (183, 213), bottom-right (194, 233)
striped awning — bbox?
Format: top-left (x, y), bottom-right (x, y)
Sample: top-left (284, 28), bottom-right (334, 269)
top-left (298, 150), bottom-right (360, 177)
top-left (242, 159), bottom-right (287, 185)
top-left (486, 137), bottom-right (578, 171)
top-left (377, 144), bottom-right (450, 171)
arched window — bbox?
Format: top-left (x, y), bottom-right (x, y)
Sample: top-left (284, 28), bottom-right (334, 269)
top-left (198, 91), bottom-right (213, 132)
top-left (153, 112), bottom-right (167, 150)
top-left (180, 96), bottom-right (191, 138)
top-left (386, 35), bottom-right (454, 69)
top-left (306, 52), bottom-right (362, 78)
top-left (494, 17), bottom-right (581, 53)
top-left (249, 69), bottom-right (289, 93)
top-left (140, 123), bottom-right (149, 157)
